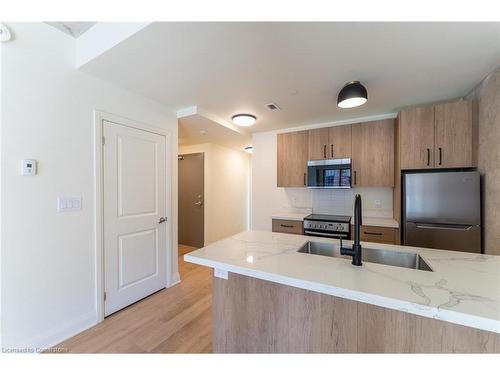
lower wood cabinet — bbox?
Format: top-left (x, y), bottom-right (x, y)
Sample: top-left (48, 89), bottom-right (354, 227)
top-left (272, 219), bottom-right (303, 235)
top-left (351, 225), bottom-right (398, 244)
top-left (359, 225), bottom-right (398, 244)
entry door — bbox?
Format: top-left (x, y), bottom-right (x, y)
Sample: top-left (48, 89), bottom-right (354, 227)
top-left (178, 153), bottom-right (204, 248)
top-left (103, 120), bottom-right (167, 316)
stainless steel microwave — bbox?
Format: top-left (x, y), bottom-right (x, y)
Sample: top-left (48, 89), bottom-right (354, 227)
top-left (307, 158), bottom-right (352, 189)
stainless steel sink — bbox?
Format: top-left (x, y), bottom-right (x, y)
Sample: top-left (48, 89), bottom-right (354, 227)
top-left (297, 241), bottom-right (433, 272)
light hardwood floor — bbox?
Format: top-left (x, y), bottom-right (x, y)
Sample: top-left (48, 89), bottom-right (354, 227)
top-left (53, 245), bottom-right (213, 353)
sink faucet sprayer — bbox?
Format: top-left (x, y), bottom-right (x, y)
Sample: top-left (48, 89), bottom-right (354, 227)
top-left (340, 194), bottom-right (362, 266)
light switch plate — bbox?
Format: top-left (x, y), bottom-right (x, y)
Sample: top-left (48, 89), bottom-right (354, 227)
top-left (214, 268), bottom-right (228, 280)
top-left (57, 197), bottom-right (82, 212)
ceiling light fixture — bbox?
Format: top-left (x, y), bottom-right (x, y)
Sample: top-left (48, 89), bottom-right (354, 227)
top-left (232, 114), bottom-right (256, 127)
top-left (244, 146), bottom-right (253, 154)
top-left (337, 81), bottom-right (368, 109)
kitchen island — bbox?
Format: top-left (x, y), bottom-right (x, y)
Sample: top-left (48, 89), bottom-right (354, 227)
top-left (184, 231), bottom-right (500, 353)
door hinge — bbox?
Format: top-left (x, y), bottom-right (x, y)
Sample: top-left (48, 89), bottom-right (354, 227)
top-left (104, 292), bottom-right (107, 301)
top-left (102, 136), bottom-right (105, 145)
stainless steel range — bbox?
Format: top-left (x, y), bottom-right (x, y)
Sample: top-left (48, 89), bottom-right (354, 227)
top-left (303, 214), bottom-right (352, 239)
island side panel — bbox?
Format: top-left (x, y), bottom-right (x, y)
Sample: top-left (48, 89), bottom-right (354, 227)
top-left (213, 273), bottom-right (500, 353)
top-left (213, 273), bottom-right (357, 353)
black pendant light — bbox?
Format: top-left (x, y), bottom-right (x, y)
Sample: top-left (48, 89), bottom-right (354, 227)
top-left (337, 81), bottom-right (368, 108)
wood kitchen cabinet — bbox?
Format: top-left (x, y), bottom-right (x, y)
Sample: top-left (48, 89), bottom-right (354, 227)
top-left (399, 106), bottom-right (435, 169)
top-left (277, 131), bottom-right (309, 187)
top-left (308, 125), bottom-right (352, 160)
top-left (272, 219), bottom-right (303, 235)
top-left (434, 101), bottom-right (474, 168)
top-left (351, 119), bottom-right (395, 187)
top-left (308, 127), bottom-right (330, 160)
top-left (359, 225), bottom-right (398, 245)
top-left (399, 100), bottom-right (475, 170)
top-left (329, 124), bottom-right (352, 159)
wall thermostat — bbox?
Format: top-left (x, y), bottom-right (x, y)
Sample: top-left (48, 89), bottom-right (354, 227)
top-left (20, 159), bottom-right (37, 176)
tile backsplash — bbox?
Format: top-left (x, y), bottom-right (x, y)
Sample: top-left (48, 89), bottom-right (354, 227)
top-left (312, 187), bottom-right (393, 218)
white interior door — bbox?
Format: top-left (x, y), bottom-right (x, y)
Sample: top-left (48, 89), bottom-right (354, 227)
top-left (103, 120), bottom-right (167, 316)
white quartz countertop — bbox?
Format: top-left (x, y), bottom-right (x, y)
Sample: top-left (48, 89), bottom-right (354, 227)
top-left (361, 217), bottom-right (399, 228)
top-left (184, 231), bottom-right (500, 333)
top-left (271, 212), bottom-right (310, 221)
top-left (271, 212), bottom-right (399, 228)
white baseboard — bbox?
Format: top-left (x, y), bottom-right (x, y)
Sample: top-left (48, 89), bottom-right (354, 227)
top-left (3, 310), bottom-right (97, 353)
top-left (169, 271), bottom-right (181, 287)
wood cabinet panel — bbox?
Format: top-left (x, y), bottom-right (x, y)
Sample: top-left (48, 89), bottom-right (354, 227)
top-left (399, 106), bottom-right (435, 169)
top-left (434, 101), bottom-right (474, 168)
top-left (308, 127), bottom-right (329, 160)
top-left (329, 124), bottom-right (352, 158)
top-left (360, 225), bottom-right (397, 244)
top-left (351, 119), bottom-right (394, 187)
top-left (214, 273), bottom-right (500, 353)
top-left (277, 131), bottom-right (308, 187)
top-left (272, 219), bottom-right (303, 235)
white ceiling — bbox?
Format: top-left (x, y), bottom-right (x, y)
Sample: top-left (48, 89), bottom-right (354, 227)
top-left (178, 107), bottom-right (251, 150)
top-left (79, 22), bottom-right (500, 133)
top-left (47, 22), bottom-right (96, 37)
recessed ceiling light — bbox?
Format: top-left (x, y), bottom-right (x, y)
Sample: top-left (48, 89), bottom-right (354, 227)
top-left (244, 146), bottom-right (253, 154)
top-left (232, 114), bottom-right (256, 127)
top-left (337, 81), bottom-right (368, 109)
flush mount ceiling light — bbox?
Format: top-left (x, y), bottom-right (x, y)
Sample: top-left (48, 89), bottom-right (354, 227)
top-left (244, 146), bottom-right (253, 154)
top-left (232, 114), bottom-right (256, 127)
top-left (337, 81), bottom-right (368, 109)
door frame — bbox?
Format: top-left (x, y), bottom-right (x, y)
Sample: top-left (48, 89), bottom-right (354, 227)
top-left (178, 151), bottom-right (206, 247)
top-left (93, 110), bottom-right (175, 323)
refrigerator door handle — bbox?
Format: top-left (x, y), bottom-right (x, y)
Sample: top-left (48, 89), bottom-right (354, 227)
top-left (415, 223), bottom-right (475, 231)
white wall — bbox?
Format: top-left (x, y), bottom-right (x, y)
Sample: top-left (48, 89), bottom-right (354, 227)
top-left (179, 143), bottom-right (250, 244)
top-left (0, 23), bottom-right (178, 349)
top-left (251, 129), bottom-right (394, 231)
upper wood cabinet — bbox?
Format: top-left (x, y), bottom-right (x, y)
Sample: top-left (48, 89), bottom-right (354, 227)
top-left (329, 125), bottom-right (352, 159)
top-left (434, 101), bottom-right (474, 168)
top-left (399, 100), bottom-right (475, 170)
top-left (308, 127), bottom-right (329, 160)
top-left (351, 119), bottom-right (395, 187)
top-left (308, 125), bottom-right (352, 160)
top-left (399, 106), bottom-right (435, 169)
top-left (277, 131), bottom-right (309, 187)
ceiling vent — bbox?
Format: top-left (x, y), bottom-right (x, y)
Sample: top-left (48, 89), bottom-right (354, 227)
top-left (265, 103), bottom-right (280, 111)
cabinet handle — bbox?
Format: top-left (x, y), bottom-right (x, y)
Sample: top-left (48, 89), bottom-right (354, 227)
top-left (323, 145), bottom-right (327, 158)
top-left (353, 171), bottom-right (357, 185)
top-left (426, 148), bottom-right (430, 166)
top-left (280, 224), bottom-right (294, 228)
top-left (438, 147), bottom-right (442, 166)
top-left (364, 231), bottom-right (383, 236)
top-left (303, 172), bottom-right (306, 186)
top-left (330, 144), bottom-right (334, 158)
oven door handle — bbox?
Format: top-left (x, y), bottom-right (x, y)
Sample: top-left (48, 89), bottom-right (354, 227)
top-left (304, 230), bottom-right (348, 238)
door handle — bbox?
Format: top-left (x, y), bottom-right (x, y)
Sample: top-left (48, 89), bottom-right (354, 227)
top-left (353, 171), bottom-right (357, 185)
top-left (426, 148), bottom-right (430, 166)
top-left (158, 217), bottom-right (167, 224)
top-left (194, 201), bottom-right (203, 207)
top-left (323, 145), bottom-right (327, 158)
top-left (303, 172), bottom-right (306, 186)
top-left (330, 144), bottom-right (333, 158)
top-left (438, 147), bottom-right (442, 166)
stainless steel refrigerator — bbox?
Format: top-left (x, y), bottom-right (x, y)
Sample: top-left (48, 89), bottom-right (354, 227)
top-left (402, 170), bottom-right (481, 253)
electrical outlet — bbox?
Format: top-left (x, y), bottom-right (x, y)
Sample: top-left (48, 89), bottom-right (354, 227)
top-left (374, 199), bottom-right (381, 209)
